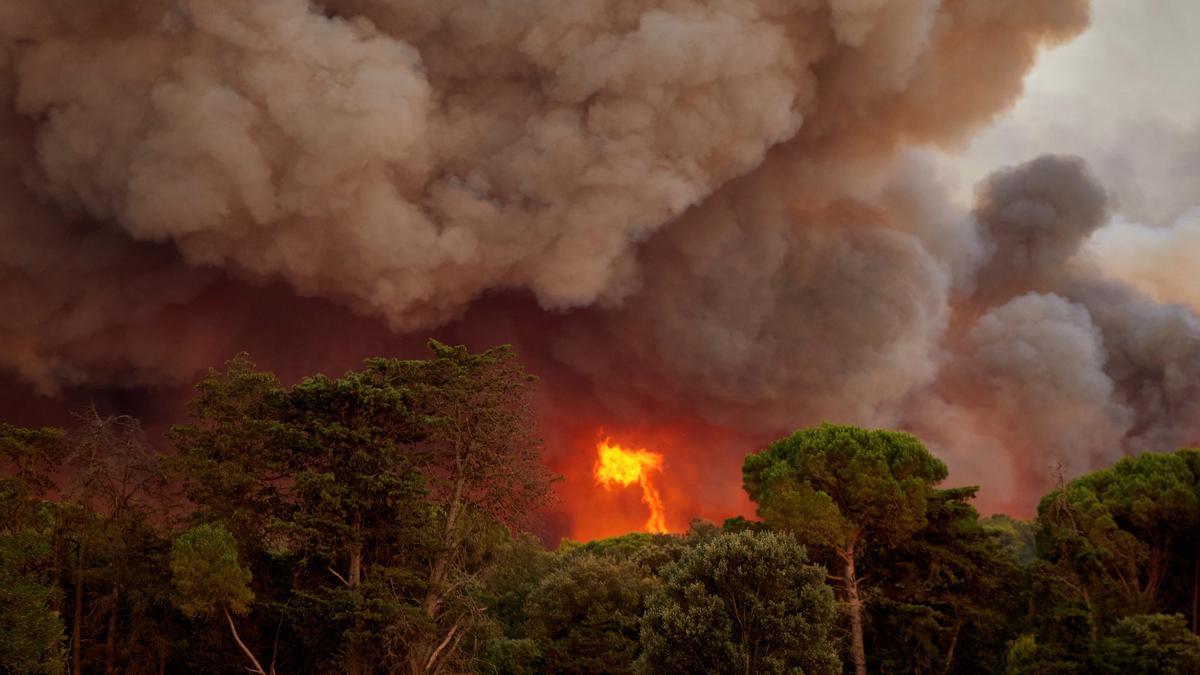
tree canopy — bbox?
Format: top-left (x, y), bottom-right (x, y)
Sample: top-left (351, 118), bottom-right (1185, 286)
top-left (4, 356), bottom-right (1200, 674)
top-left (743, 423), bottom-right (949, 675)
top-left (639, 530), bottom-right (838, 675)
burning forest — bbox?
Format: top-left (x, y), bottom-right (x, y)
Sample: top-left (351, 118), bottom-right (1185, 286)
top-left (3, 0), bottom-right (1200, 672)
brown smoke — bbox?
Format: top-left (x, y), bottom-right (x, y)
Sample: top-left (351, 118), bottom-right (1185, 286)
top-left (14, 0), bottom-right (1193, 533)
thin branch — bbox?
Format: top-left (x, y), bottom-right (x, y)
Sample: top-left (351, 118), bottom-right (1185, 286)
top-left (425, 621), bottom-right (461, 671)
top-left (223, 607), bottom-right (267, 675)
top-left (328, 566), bottom-right (350, 587)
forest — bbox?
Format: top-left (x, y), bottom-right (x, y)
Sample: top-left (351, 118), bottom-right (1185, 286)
top-left (3, 342), bottom-right (1200, 675)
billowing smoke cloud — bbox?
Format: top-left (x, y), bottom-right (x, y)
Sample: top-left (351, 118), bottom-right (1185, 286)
top-left (970, 155), bottom-right (1108, 302)
top-left (552, 151), bottom-right (959, 433)
top-left (910, 156), bottom-right (1200, 507)
top-left (9, 0), bottom-right (1197, 531)
top-left (937, 292), bottom-right (1132, 487)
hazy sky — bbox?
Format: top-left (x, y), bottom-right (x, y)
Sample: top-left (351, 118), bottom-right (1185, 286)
top-left (958, 0), bottom-right (1200, 191)
top-left (950, 0), bottom-right (1200, 310)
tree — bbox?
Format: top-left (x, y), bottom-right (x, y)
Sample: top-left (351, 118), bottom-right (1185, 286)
top-left (0, 530), bottom-right (65, 674)
top-left (168, 354), bottom-right (292, 548)
top-left (478, 534), bottom-right (556, 674)
top-left (983, 514), bottom-right (1038, 566)
top-left (1036, 450), bottom-right (1200, 622)
top-left (279, 369), bottom-right (433, 674)
top-left (524, 553), bottom-right (655, 674)
top-left (1170, 448), bottom-right (1200, 634)
top-left (170, 524), bottom-right (270, 675)
top-left (639, 530), bottom-right (838, 675)
top-left (1006, 613), bottom-right (1200, 675)
top-left (58, 408), bottom-right (170, 675)
top-left (865, 487), bottom-right (1027, 674)
top-left (0, 424), bottom-right (66, 675)
top-left (367, 341), bottom-right (556, 673)
top-left (169, 353), bottom-right (424, 672)
top-left (743, 423), bottom-right (947, 675)
top-left (1093, 614), bottom-right (1200, 674)
top-left (169, 343), bottom-right (555, 673)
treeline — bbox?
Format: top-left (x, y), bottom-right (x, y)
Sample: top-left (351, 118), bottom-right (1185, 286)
top-left (2, 343), bottom-right (1200, 674)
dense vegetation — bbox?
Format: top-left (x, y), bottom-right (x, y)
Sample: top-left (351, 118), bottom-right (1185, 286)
top-left (3, 343), bottom-right (1200, 673)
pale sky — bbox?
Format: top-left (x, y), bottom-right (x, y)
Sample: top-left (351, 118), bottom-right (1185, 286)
top-left (947, 0), bottom-right (1200, 309)
top-left (957, 0), bottom-right (1200, 193)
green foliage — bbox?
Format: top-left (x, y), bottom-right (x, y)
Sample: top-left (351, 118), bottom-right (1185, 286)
top-left (165, 342), bottom-right (555, 672)
top-left (170, 524), bottom-right (254, 618)
top-left (744, 424), bottom-right (949, 673)
top-left (866, 487), bottom-right (1028, 674)
top-left (1014, 448), bottom-right (1200, 675)
top-left (279, 367), bottom-right (436, 668)
top-left (1037, 449), bottom-right (1200, 618)
top-left (12, 353), bottom-right (1200, 675)
top-left (168, 354), bottom-right (292, 546)
top-left (565, 531), bottom-right (689, 574)
top-left (983, 514), bottom-right (1038, 566)
top-left (479, 530), bottom-right (706, 674)
top-left (1006, 614), bottom-right (1200, 675)
top-left (0, 424), bottom-right (64, 526)
top-left (1093, 613), bottom-right (1200, 674)
top-left (744, 423), bottom-right (948, 553)
top-left (525, 554), bottom-right (655, 674)
top-left (639, 531), bottom-right (838, 675)
top-left (0, 424), bottom-right (66, 675)
top-left (365, 340), bottom-right (554, 528)
top-left (0, 522), bottom-right (64, 674)
top-left (480, 535), bottom-right (556, 641)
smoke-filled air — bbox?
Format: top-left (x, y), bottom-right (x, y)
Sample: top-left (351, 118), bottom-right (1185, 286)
top-left (10, 1), bottom-right (1200, 673)
top-left (2, 0), bottom-right (1198, 538)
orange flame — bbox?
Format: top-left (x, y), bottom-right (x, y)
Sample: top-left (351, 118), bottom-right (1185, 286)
top-left (594, 438), bottom-right (668, 533)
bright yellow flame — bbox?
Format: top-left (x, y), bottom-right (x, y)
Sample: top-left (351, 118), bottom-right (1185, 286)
top-left (594, 438), bottom-right (668, 533)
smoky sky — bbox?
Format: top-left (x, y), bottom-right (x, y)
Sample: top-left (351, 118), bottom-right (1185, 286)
top-left (4, 0), bottom-right (1197, 531)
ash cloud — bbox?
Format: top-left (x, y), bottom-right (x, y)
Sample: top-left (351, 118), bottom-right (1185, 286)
top-left (970, 154), bottom-right (1109, 302)
top-left (8, 0), bottom-right (1197, 525)
top-left (913, 156), bottom-right (1200, 505)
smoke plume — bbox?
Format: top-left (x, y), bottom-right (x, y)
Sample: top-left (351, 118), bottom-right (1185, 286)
top-left (7, 0), bottom-right (1197, 534)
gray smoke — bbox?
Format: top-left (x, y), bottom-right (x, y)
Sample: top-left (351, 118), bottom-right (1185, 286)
top-left (9, 0), bottom-right (1196, 522)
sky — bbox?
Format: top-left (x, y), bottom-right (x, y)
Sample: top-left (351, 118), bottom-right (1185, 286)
top-left (959, 0), bottom-right (1200, 184)
top-left (952, 0), bottom-right (1200, 312)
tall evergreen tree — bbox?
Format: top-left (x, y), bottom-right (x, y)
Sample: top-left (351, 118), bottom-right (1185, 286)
top-left (743, 423), bottom-right (947, 675)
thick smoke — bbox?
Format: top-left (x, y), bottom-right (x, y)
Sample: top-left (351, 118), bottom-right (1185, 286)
top-left (8, 0), bottom-right (1197, 530)
top-left (911, 156), bottom-right (1200, 506)
top-left (970, 155), bottom-right (1108, 302)
top-left (936, 292), bottom-right (1132, 489)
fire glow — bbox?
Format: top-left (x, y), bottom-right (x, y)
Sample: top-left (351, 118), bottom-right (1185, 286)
top-left (593, 438), bottom-right (668, 534)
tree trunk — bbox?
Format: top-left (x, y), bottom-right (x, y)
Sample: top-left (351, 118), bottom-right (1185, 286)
top-left (73, 542), bottom-right (85, 675)
top-left (1193, 540), bottom-right (1199, 634)
top-left (349, 545), bottom-right (362, 588)
top-left (104, 587), bottom-right (119, 674)
top-left (345, 536), bottom-right (365, 675)
top-left (223, 606), bottom-right (267, 675)
top-left (424, 474), bottom-right (467, 617)
top-left (411, 473), bottom-right (469, 674)
top-left (844, 540), bottom-right (867, 675)
top-left (941, 615), bottom-right (963, 675)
